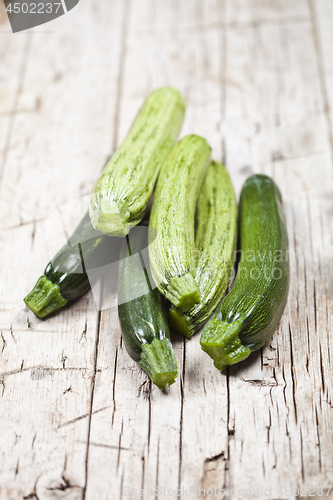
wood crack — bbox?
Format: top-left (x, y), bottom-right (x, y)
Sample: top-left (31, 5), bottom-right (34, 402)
top-left (0, 365), bottom-right (88, 379)
top-left (82, 308), bottom-right (102, 499)
top-left (57, 405), bottom-right (112, 429)
top-left (0, 331), bottom-right (6, 354)
top-left (111, 346), bottom-right (118, 428)
top-left (177, 337), bottom-right (186, 491)
top-left (288, 323), bottom-right (298, 424)
top-left (224, 367), bottom-right (231, 491)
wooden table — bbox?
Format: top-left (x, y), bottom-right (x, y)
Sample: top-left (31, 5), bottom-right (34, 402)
top-left (0, 1), bottom-right (332, 498)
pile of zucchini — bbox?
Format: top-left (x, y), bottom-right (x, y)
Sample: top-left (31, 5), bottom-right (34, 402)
top-left (24, 87), bottom-right (289, 389)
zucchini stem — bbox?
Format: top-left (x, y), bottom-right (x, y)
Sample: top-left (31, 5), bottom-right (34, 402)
top-left (166, 273), bottom-right (200, 312)
top-left (168, 305), bottom-right (193, 339)
top-left (139, 338), bottom-right (178, 389)
top-left (89, 202), bottom-right (130, 237)
top-left (200, 317), bottom-right (251, 371)
top-left (24, 276), bottom-right (68, 319)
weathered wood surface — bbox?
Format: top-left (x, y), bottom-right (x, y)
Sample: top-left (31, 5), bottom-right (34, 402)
top-left (0, 0), bottom-right (332, 499)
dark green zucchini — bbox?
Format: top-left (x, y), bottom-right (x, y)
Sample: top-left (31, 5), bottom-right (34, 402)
top-left (200, 174), bottom-right (289, 370)
top-left (24, 212), bottom-right (121, 318)
top-left (118, 226), bottom-right (178, 389)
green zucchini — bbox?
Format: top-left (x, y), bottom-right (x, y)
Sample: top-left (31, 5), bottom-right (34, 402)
top-left (24, 212), bottom-right (121, 318)
top-left (168, 161), bottom-right (237, 338)
top-left (148, 135), bottom-right (211, 312)
top-left (89, 87), bottom-right (185, 237)
top-left (200, 174), bottom-right (289, 370)
top-left (118, 226), bottom-right (178, 389)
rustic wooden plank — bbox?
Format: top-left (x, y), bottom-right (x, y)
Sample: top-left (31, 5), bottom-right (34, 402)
top-left (0, 4), bottom-right (32, 204)
top-left (1, 0), bottom-right (333, 498)
top-left (223, 19), bottom-right (327, 196)
top-left (0, 1), bottom-right (125, 498)
top-left (221, 1), bottom-right (333, 495)
top-left (85, 1), bottom-right (229, 498)
top-left (85, 1), bottom-right (333, 499)
top-left (225, 153), bottom-right (333, 494)
top-left (311, 0), bottom-right (333, 168)
top-left (225, 0), bottom-right (310, 25)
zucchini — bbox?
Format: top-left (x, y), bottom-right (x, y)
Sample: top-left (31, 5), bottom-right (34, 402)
top-left (200, 174), bottom-right (289, 370)
top-left (148, 135), bottom-right (211, 311)
top-left (118, 226), bottom-right (178, 389)
top-left (24, 212), bottom-right (121, 318)
top-left (89, 87), bottom-right (185, 237)
top-left (168, 161), bottom-right (237, 338)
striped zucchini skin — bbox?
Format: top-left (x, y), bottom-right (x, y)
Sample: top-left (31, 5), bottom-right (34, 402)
top-left (148, 135), bottom-right (211, 311)
top-left (89, 87), bottom-right (185, 237)
top-left (168, 161), bottom-right (238, 338)
top-left (118, 226), bottom-right (178, 389)
top-left (200, 174), bottom-right (289, 370)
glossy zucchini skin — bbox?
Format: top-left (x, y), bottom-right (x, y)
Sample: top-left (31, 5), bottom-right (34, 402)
top-left (118, 226), bottom-right (178, 389)
top-left (148, 135), bottom-right (211, 312)
top-left (168, 161), bottom-right (237, 338)
top-left (89, 87), bottom-right (185, 237)
top-left (200, 174), bottom-right (289, 370)
top-left (44, 212), bottom-right (118, 300)
top-left (24, 212), bottom-right (121, 318)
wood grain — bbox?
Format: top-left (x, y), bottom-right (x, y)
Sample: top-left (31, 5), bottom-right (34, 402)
top-left (0, 0), bottom-right (332, 499)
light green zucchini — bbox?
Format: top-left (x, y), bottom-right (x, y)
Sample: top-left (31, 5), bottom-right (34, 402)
top-left (148, 135), bottom-right (211, 312)
top-left (200, 174), bottom-right (289, 370)
top-left (168, 161), bottom-right (237, 338)
top-left (89, 87), bottom-right (185, 237)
